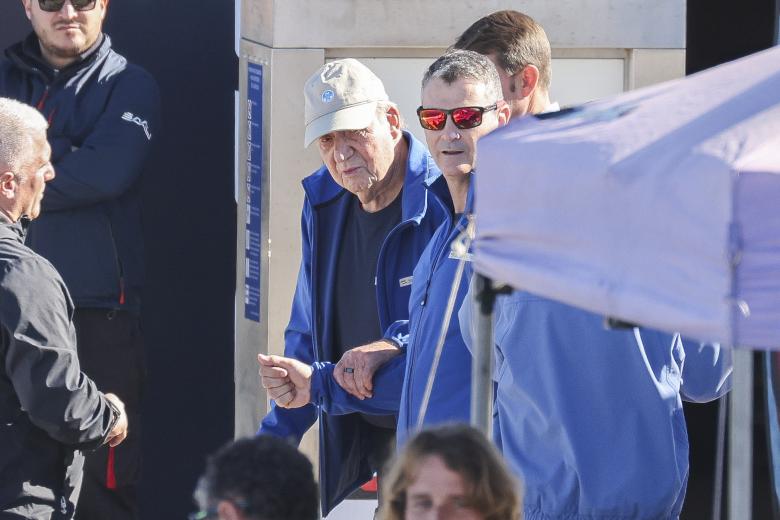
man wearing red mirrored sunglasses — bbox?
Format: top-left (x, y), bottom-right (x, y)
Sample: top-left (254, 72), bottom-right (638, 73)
top-left (0, 1), bottom-right (160, 519)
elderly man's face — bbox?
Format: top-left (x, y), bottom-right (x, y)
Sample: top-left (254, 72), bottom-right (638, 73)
top-left (22, 0), bottom-right (108, 67)
top-left (421, 77), bottom-right (506, 180)
top-left (316, 108), bottom-right (400, 197)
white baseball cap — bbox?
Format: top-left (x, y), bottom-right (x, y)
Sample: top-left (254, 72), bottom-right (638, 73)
top-left (304, 59), bottom-right (389, 147)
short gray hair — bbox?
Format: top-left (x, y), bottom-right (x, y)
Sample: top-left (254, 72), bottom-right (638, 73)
top-left (422, 50), bottom-right (503, 103)
top-left (0, 97), bottom-right (48, 172)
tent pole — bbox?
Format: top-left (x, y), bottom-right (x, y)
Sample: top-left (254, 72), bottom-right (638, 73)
top-left (712, 393), bottom-right (728, 520)
top-left (729, 349), bottom-right (753, 520)
top-left (471, 274), bottom-right (496, 436)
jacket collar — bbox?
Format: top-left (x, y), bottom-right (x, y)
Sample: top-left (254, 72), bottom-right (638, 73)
top-left (425, 171), bottom-right (475, 217)
top-left (0, 213), bottom-right (29, 243)
top-left (5, 32), bottom-right (110, 82)
top-left (302, 130), bottom-right (441, 223)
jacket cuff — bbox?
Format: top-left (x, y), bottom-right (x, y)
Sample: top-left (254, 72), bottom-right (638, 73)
top-left (101, 396), bottom-right (121, 446)
top-left (383, 331), bottom-right (408, 351)
top-left (310, 361), bottom-right (333, 406)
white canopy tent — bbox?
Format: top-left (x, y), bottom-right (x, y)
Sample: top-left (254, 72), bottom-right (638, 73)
top-left (469, 46), bottom-right (780, 519)
top-left (474, 46), bottom-right (780, 349)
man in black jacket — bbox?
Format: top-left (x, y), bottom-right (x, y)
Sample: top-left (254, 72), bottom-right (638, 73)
top-left (0, 2), bottom-right (160, 518)
top-left (0, 96), bottom-right (129, 519)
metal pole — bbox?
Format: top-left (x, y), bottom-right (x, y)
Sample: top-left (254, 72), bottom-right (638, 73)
top-left (471, 274), bottom-right (495, 436)
top-left (712, 393), bottom-right (728, 520)
top-left (728, 348), bottom-right (753, 520)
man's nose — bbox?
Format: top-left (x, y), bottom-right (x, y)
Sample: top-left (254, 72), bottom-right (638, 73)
top-left (441, 119), bottom-right (461, 142)
top-left (334, 140), bottom-right (353, 162)
top-left (434, 508), bottom-right (449, 520)
top-left (58, 0), bottom-right (78, 18)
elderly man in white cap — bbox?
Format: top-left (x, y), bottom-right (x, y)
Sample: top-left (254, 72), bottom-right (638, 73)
top-left (257, 59), bottom-right (444, 516)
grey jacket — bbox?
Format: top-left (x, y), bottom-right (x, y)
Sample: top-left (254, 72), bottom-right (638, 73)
top-left (0, 217), bottom-right (117, 519)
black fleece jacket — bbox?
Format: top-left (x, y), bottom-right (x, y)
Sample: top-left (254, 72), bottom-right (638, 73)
top-left (0, 216), bottom-right (117, 519)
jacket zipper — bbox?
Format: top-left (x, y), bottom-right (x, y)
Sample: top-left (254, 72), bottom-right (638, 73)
top-left (404, 217), bottom-right (455, 431)
top-left (36, 87), bottom-right (50, 110)
top-left (35, 86), bottom-right (58, 125)
top-left (374, 218), bottom-right (415, 330)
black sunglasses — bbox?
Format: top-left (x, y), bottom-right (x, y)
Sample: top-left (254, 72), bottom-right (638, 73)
top-left (416, 104), bottom-right (498, 131)
top-left (38, 0), bottom-right (97, 12)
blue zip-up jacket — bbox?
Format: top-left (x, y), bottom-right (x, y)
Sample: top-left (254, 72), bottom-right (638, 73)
top-left (459, 290), bottom-right (732, 520)
top-left (308, 174), bottom-right (476, 446)
top-left (0, 33), bottom-right (161, 312)
top-left (258, 132), bottom-right (444, 515)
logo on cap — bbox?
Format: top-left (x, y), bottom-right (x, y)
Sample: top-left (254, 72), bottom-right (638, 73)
top-left (321, 89), bottom-right (335, 103)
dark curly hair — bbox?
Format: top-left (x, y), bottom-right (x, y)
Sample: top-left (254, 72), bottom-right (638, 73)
top-left (195, 435), bottom-right (318, 520)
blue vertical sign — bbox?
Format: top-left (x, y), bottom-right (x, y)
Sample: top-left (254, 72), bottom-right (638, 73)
top-left (244, 63), bottom-right (263, 322)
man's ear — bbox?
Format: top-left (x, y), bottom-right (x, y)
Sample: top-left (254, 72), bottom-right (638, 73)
top-left (517, 65), bottom-right (541, 100)
top-left (99, 0), bottom-right (110, 21)
top-left (496, 101), bottom-right (511, 127)
top-left (385, 105), bottom-right (403, 138)
top-left (217, 500), bottom-right (243, 520)
top-left (0, 171), bottom-right (18, 200)
top-left (21, 0), bottom-right (33, 20)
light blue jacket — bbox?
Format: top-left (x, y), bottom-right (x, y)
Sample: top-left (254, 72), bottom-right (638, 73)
top-left (309, 175), bottom-right (475, 446)
top-left (460, 289), bottom-right (732, 520)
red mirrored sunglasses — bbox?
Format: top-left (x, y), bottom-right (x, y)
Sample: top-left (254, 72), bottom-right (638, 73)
top-left (416, 104), bottom-right (498, 131)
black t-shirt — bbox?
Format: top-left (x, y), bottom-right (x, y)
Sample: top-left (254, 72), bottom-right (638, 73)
top-left (331, 190), bottom-right (403, 430)
top-left (332, 190), bottom-right (402, 358)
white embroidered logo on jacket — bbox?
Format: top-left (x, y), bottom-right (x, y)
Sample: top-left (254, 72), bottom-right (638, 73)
top-left (121, 112), bottom-right (152, 140)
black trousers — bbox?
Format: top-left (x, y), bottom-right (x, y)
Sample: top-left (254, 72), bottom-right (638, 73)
top-left (362, 419), bottom-right (395, 513)
top-left (73, 309), bottom-right (145, 520)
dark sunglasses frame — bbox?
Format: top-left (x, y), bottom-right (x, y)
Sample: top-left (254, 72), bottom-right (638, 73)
top-left (37, 0), bottom-right (97, 12)
top-left (416, 104), bottom-right (498, 131)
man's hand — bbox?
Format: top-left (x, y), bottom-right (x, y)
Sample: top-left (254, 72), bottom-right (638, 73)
top-left (104, 393), bottom-right (128, 448)
top-left (258, 354), bottom-right (313, 409)
top-left (334, 340), bottom-right (401, 399)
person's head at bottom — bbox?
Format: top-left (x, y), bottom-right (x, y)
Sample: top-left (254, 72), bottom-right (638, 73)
top-left (380, 424), bottom-right (521, 520)
top-left (191, 435), bottom-right (318, 520)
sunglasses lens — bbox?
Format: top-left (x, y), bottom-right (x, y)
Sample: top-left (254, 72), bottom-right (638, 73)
top-left (38, 0), bottom-right (95, 11)
top-left (451, 107), bottom-right (483, 129)
top-left (72, 0), bottom-right (96, 9)
top-left (38, 0), bottom-right (65, 11)
top-left (418, 109), bottom-right (447, 131)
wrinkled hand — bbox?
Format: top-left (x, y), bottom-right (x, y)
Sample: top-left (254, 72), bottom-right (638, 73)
top-left (334, 340), bottom-right (401, 399)
top-left (258, 354), bottom-right (313, 408)
top-left (104, 393), bottom-right (128, 448)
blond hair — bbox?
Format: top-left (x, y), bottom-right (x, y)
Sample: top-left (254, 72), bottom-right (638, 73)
top-left (380, 424), bottom-right (521, 520)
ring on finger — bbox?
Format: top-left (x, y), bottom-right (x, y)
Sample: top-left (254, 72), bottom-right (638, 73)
top-left (344, 367), bottom-right (355, 374)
